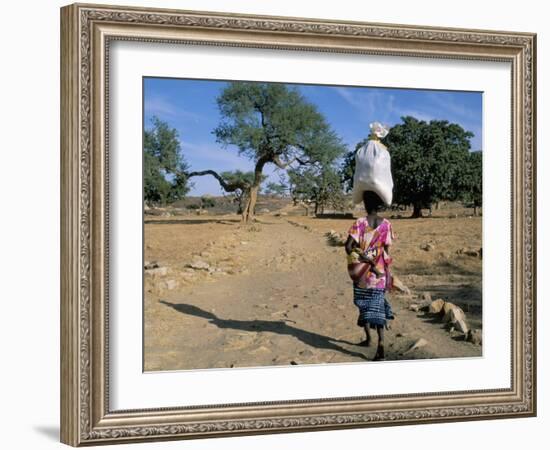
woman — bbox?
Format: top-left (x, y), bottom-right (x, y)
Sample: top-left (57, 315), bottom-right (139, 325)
top-left (345, 190), bottom-right (395, 361)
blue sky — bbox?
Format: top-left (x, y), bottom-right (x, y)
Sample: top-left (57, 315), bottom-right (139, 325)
top-left (144, 77), bottom-right (482, 196)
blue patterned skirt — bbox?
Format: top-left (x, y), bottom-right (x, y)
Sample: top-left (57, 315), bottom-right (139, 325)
top-left (353, 286), bottom-right (394, 329)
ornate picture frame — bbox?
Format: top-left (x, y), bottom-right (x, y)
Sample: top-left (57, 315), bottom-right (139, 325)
top-left (60, 3), bottom-right (536, 446)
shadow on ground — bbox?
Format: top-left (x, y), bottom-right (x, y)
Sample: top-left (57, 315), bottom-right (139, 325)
top-left (159, 300), bottom-right (368, 361)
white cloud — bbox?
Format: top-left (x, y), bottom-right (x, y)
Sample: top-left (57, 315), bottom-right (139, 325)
top-left (335, 87), bottom-right (394, 124)
top-left (144, 96), bottom-right (203, 123)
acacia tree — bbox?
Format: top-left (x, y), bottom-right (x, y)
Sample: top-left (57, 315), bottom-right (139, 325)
top-left (288, 163), bottom-right (345, 215)
top-left (189, 82), bottom-right (346, 222)
top-left (384, 117), bottom-right (474, 217)
top-left (144, 117), bottom-right (190, 205)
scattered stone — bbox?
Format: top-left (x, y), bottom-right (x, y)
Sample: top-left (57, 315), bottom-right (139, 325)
top-left (454, 318), bottom-right (469, 334)
top-left (290, 360), bottom-right (298, 365)
top-left (429, 299), bottom-right (445, 314)
top-left (404, 338), bottom-right (428, 354)
top-left (144, 261), bottom-right (159, 270)
top-left (421, 292), bottom-right (432, 303)
top-left (146, 267), bottom-right (168, 277)
top-left (420, 243), bottom-right (435, 251)
top-left (443, 304), bottom-right (466, 323)
top-left (240, 241), bottom-right (249, 245)
top-left (409, 304), bottom-right (420, 312)
top-left (298, 349), bottom-right (315, 358)
top-left (186, 260), bottom-right (210, 270)
top-left (326, 230), bottom-right (346, 246)
top-left (467, 329), bottom-right (483, 345)
top-left (259, 208), bottom-right (270, 214)
top-left (162, 279), bottom-right (177, 290)
top-left (457, 247), bottom-right (480, 257)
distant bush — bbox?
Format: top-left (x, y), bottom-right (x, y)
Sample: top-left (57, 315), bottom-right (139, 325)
top-left (201, 197), bottom-right (216, 208)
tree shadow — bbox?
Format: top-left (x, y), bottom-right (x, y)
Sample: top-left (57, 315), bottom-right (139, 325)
top-left (159, 300), bottom-right (368, 361)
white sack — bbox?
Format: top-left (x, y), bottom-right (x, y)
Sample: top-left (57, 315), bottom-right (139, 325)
top-left (352, 139), bottom-right (393, 206)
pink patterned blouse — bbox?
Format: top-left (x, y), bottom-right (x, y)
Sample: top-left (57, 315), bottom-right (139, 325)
top-left (346, 217), bottom-right (394, 289)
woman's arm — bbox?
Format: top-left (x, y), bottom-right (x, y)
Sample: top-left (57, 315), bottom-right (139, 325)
top-left (345, 235), bottom-right (358, 255)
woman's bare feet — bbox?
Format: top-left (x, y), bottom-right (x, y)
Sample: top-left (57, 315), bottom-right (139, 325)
top-left (373, 344), bottom-right (385, 361)
top-left (358, 336), bottom-right (371, 347)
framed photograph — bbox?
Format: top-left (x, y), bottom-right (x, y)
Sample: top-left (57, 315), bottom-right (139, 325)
top-left (60, 3), bottom-right (536, 446)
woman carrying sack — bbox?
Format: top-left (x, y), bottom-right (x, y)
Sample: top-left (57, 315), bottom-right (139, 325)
top-left (345, 122), bottom-right (395, 361)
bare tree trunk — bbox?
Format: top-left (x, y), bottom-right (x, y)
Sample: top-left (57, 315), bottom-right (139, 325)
top-left (411, 202), bottom-right (423, 218)
top-left (241, 185), bottom-right (258, 222)
top-left (241, 154), bottom-right (270, 223)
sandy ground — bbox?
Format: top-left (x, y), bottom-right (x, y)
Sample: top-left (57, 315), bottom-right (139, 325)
top-left (143, 206), bottom-right (482, 371)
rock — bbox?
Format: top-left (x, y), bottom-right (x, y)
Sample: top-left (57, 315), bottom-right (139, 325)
top-left (454, 318), bottom-right (469, 334)
top-left (467, 329), bottom-right (483, 345)
top-left (145, 267), bottom-right (168, 277)
top-left (162, 279), bottom-right (177, 290)
top-left (240, 241), bottom-right (249, 245)
top-left (457, 247), bottom-right (480, 257)
top-left (259, 208), bottom-right (270, 214)
top-left (409, 304), bottom-right (420, 312)
top-left (404, 338), bottom-right (428, 354)
top-left (392, 276), bottom-right (411, 295)
top-left (298, 349), bottom-right (315, 358)
top-left (421, 292), bottom-right (432, 303)
top-left (144, 261), bottom-right (159, 270)
top-left (420, 243), bottom-right (435, 251)
top-left (443, 304), bottom-right (466, 323)
top-left (428, 299), bottom-right (445, 314)
top-left (186, 260), bottom-right (210, 270)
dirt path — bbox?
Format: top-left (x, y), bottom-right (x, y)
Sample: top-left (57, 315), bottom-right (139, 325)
top-left (144, 215), bottom-right (481, 371)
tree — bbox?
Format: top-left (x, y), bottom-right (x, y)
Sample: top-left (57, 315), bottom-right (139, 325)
top-left (219, 170), bottom-right (258, 214)
top-left (461, 150), bottom-right (482, 215)
top-left (264, 181), bottom-right (288, 197)
top-left (384, 117), bottom-right (474, 217)
top-left (288, 163), bottom-right (345, 215)
top-left (144, 117), bottom-right (191, 204)
top-left (189, 82), bottom-right (346, 222)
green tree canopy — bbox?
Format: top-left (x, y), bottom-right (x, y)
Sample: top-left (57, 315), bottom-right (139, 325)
top-left (144, 117), bottom-right (190, 204)
top-left (209, 82), bottom-right (346, 221)
top-left (264, 181), bottom-right (288, 197)
top-left (460, 150), bottom-right (483, 215)
top-left (383, 117), bottom-right (474, 217)
top-left (288, 163), bottom-right (345, 215)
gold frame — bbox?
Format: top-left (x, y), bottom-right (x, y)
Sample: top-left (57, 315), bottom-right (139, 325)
top-left (60, 3), bottom-right (537, 446)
